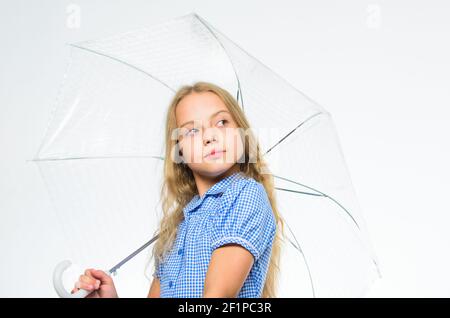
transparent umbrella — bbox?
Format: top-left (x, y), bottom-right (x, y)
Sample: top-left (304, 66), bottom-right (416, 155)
top-left (33, 13), bottom-right (381, 298)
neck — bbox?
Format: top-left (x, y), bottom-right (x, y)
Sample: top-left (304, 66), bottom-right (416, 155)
top-left (193, 165), bottom-right (240, 198)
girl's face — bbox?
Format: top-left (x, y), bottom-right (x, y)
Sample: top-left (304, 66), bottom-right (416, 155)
top-left (175, 91), bottom-right (244, 178)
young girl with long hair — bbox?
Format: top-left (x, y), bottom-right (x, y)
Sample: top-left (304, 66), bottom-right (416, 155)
top-left (72, 82), bottom-right (284, 298)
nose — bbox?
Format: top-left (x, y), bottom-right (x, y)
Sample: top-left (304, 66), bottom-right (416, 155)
top-left (203, 127), bottom-right (218, 146)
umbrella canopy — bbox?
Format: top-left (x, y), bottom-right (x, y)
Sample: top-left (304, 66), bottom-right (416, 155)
top-left (34, 13), bottom-right (381, 297)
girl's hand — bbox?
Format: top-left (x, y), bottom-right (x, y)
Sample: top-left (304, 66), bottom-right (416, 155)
top-left (71, 268), bottom-right (118, 298)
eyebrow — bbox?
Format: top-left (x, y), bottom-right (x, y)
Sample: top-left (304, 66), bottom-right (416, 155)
top-left (179, 110), bottom-right (230, 128)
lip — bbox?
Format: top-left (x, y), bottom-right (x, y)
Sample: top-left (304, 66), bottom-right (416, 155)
top-left (204, 149), bottom-right (226, 159)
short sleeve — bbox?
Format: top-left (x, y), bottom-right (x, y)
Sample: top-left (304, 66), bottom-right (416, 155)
top-left (210, 180), bottom-right (276, 262)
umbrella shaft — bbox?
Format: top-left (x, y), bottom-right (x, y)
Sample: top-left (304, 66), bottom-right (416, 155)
top-left (109, 234), bottom-right (160, 274)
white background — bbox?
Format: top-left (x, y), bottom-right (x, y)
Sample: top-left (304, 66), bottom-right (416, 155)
top-left (1, 0), bottom-right (449, 297)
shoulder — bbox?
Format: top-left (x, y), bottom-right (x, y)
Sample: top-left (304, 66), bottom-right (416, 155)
top-left (214, 175), bottom-right (273, 223)
top-left (209, 175), bottom-right (277, 261)
top-left (220, 175), bottom-right (267, 206)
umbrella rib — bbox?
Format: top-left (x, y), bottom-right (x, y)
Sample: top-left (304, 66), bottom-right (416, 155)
top-left (277, 179), bottom-right (380, 296)
top-left (69, 44), bottom-right (176, 93)
top-left (263, 111), bottom-right (324, 155)
top-left (29, 155), bottom-right (164, 162)
top-left (195, 14), bottom-right (323, 115)
top-left (195, 14), bottom-right (326, 114)
top-left (275, 187), bottom-right (323, 197)
top-left (283, 219), bottom-right (316, 298)
top-left (195, 14), bottom-right (245, 111)
top-left (276, 175), bottom-right (383, 289)
top-left (274, 174), bottom-right (361, 231)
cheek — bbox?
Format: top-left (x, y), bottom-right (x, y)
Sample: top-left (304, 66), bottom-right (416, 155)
top-left (180, 137), bottom-right (204, 163)
top-left (224, 129), bottom-right (244, 159)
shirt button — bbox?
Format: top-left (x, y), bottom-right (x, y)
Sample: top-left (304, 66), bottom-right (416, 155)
top-left (178, 248), bottom-right (183, 255)
top-left (169, 281), bottom-right (173, 288)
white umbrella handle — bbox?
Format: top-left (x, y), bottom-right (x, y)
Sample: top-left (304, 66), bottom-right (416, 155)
top-left (53, 260), bottom-right (112, 298)
top-left (52, 236), bottom-right (158, 297)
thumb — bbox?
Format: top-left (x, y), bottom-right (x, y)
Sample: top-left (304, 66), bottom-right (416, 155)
top-left (90, 269), bottom-right (113, 285)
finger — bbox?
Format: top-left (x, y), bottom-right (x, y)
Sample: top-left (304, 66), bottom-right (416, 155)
top-left (80, 274), bottom-right (97, 286)
top-left (90, 269), bottom-right (113, 285)
top-left (75, 281), bottom-right (95, 291)
top-left (84, 268), bottom-right (95, 278)
top-left (81, 271), bottom-right (101, 288)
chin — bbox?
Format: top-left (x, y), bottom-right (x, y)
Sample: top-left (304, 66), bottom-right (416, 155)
top-left (190, 163), bottom-right (235, 178)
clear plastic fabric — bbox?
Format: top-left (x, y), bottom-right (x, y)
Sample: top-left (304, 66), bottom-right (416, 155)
top-left (34, 13), bottom-right (381, 297)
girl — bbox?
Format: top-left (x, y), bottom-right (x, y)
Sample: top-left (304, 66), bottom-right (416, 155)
top-left (71, 82), bottom-right (284, 298)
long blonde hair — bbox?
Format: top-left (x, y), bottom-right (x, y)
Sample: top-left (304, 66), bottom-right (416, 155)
top-left (150, 81), bottom-right (284, 297)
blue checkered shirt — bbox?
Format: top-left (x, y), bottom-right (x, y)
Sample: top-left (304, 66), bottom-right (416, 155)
top-left (153, 171), bottom-right (276, 297)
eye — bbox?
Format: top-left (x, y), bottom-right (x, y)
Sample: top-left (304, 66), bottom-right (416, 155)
top-left (185, 127), bottom-right (199, 136)
top-left (217, 119), bottom-right (228, 127)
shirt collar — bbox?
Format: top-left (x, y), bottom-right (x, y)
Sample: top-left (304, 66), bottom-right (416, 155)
top-left (183, 171), bottom-right (246, 217)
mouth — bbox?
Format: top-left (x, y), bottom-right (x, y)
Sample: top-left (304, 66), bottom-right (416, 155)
top-left (204, 149), bottom-right (226, 159)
